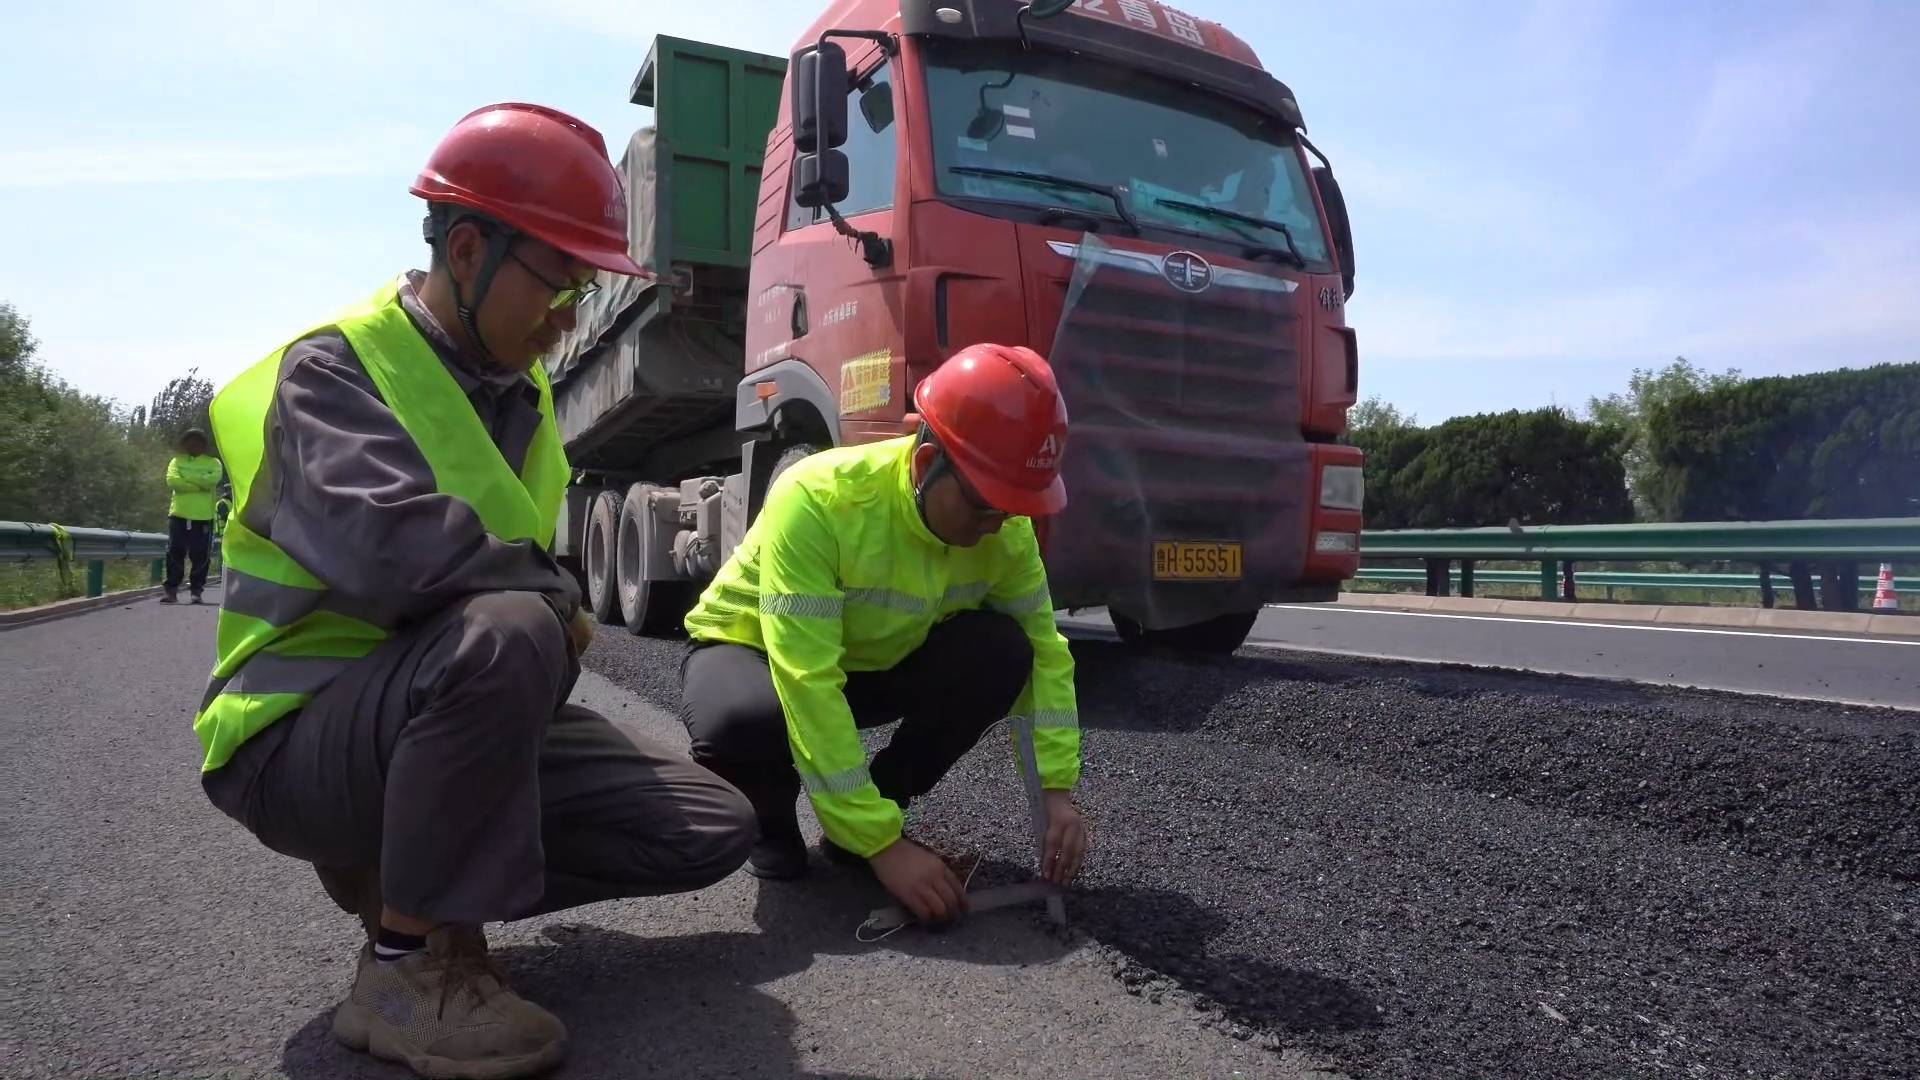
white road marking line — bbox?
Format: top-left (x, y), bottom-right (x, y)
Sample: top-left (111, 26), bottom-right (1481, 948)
top-left (1265, 604), bottom-right (1920, 648)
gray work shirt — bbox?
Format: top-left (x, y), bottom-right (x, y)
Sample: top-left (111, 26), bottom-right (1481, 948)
top-left (242, 270), bottom-right (580, 631)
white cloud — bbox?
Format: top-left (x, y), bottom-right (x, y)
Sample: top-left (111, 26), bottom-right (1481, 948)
top-left (1669, 205), bottom-right (1920, 355)
top-left (1354, 280), bottom-right (1667, 363)
top-left (1353, 197), bottom-right (1919, 377)
top-left (1668, 16), bottom-right (1855, 189)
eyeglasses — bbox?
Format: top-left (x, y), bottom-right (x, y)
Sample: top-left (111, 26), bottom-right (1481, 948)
top-left (950, 470), bottom-right (1008, 520)
top-left (505, 247), bottom-right (600, 311)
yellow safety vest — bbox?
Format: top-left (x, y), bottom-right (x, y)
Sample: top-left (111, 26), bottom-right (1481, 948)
top-left (166, 455), bottom-right (225, 521)
top-left (194, 279), bottom-right (568, 772)
top-left (685, 436), bottom-right (1081, 856)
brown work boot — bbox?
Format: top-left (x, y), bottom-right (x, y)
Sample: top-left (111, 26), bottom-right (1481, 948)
top-left (331, 925), bottom-right (568, 1079)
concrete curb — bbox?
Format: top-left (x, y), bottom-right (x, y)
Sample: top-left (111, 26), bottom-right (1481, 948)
top-left (1869, 614), bottom-right (1920, 637)
top-left (0, 586), bottom-right (168, 632)
top-left (1341, 591), bottom-right (1904, 635)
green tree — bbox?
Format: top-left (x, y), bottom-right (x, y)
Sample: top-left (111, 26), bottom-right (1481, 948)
top-left (137, 368), bottom-right (217, 444)
top-left (1348, 395), bottom-right (1417, 435)
top-left (1645, 361), bottom-right (1920, 611)
top-left (0, 300), bottom-right (187, 529)
top-left (0, 302), bottom-right (36, 375)
top-left (1351, 403), bottom-right (1633, 529)
top-left (1586, 357), bottom-right (1743, 519)
top-left (1346, 396), bottom-right (1425, 530)
top-left (1390, 408), bottom-right (1633, 528)
top-left (1646, 362), bottom-right (1920, 521)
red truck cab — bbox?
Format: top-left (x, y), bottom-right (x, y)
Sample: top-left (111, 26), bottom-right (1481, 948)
top-left (739, 0), bottom-right (1363, 653)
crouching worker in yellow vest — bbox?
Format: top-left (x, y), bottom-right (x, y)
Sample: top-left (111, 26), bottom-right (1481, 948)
top-left (197, 104), bottom-right (753, 1080)
top-left (680, 344), bottom-right (1089, 926)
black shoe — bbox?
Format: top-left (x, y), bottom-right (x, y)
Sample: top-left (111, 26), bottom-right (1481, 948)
top-left (159, 591), bottom-right (178, 605)
top-left (746, 836), bottom-right (810, 880)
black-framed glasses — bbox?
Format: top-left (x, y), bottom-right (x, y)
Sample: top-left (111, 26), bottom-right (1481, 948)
top-left (505, 247), bottom-right (599, 311)
top-left (949, 468), bottom-right (1008, 520)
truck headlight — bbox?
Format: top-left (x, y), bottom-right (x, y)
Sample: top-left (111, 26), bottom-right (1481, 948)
top-left (1320, 465), bottom-right (1364, 510)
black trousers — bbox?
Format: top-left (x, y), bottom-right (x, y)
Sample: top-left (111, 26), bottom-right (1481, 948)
top-left (678, 609), bottom-right (1034, 838)
top-left (164, 516), bottom-right (212, 594)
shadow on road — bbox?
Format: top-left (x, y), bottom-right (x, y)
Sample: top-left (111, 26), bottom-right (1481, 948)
top-left (1072, 883), bottom-right (1382, 1037)
top-left (279, 865), bottom-right (1064, 1080)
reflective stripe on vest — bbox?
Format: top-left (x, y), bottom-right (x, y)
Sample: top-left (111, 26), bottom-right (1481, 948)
top-left (193, 279), bottom-right (569, 772)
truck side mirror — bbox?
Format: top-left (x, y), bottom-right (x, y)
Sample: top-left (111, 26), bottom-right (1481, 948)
top-left (1312, 165), bottom-right (1357, 300)
top-left (791, 42), bottom-right (848, 154)
top-left (795, 150), bottom-right (850, 208)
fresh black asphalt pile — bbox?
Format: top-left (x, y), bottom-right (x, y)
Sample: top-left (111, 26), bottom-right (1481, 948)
top-left (585, 629), bottom-right (1920, 1079)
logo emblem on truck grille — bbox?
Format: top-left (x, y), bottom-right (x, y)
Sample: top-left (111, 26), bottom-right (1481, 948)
top-left (1161, 250), bottom-right (1213, 293)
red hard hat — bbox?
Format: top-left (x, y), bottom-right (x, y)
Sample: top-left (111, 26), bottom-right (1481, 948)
top-left (914, 344), bottom-right (1069, 517)
top-left (410, 103), bottom-right (646, 277)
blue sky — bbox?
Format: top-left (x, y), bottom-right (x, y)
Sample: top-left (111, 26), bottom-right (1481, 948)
top-left (3, 0), bottom-right (1915, 424)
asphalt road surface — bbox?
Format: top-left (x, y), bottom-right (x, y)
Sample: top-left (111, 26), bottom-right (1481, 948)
top-left (3, 594), bottom-right (1327, 1080)
top-left (8, 595), bottom-right (1919, 1079)
top-left (1224, 604), bottom-right (1918, 709)
top-left (586, 618), bottom-right (1920, 1079)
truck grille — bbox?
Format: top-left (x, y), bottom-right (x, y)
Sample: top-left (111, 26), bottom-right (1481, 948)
top-left (1049, 267), bottom-right (1302, 437)
top-left (1040, 241), bottom-right (1312, 616)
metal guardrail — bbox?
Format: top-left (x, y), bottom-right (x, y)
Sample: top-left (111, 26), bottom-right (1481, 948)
top-left (1361, 517), bottom-right (1920, 606)
top-left (1362, 518), bottom-right (1920, 561)
top-left (1, 521), bottom-right (173, 599)
top-left (1356, 567), bottom-right (1918, 594)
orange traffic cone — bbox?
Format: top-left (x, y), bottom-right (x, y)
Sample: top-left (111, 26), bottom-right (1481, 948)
top-left (1873, 564), bottom-right (1899, 611)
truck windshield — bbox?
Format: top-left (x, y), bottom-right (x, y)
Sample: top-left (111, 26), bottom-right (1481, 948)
top-left (922, 37), bottom-right (1332, 268)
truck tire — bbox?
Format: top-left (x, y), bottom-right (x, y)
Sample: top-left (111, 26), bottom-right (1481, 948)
top-left (617, 483), bottom-right (693, 637)
top-left (769, 442), bottom-right (823, 493)
top-left (1111, 609), bottom-right (1259, 656)
top-left (584, 490), bottom-right (623, 626)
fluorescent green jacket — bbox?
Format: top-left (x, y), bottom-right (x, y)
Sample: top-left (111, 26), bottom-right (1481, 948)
top-left (685, 436), bottom-right (1080, 856)
top-left (195, 279), bottom-right (568, 772)
top-left (166, 455), bottom-right (224, 521)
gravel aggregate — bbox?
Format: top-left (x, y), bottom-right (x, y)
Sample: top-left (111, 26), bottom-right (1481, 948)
top-left (585, 628), bottom-right (1920, 1079)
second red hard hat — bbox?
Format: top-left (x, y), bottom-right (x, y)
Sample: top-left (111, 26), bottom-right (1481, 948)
top-left (914, 344), bottom-right (1070, 518)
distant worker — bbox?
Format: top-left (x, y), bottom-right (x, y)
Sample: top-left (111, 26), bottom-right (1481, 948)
top-left (195, 103), bottom-right (753, 1080)
top-left (680, 344), bottom-right (1089, 926)
top-left (161, 427), bottom-right (223, 605)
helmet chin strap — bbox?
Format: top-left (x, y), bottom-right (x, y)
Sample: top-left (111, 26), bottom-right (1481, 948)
top-left (913, 424), bottom-right (953, 545)
top-left (427, 208), bottom-right (515, 368)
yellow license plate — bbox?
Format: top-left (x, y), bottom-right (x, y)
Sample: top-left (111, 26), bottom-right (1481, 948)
top-left (1152, 541), bottom-right (1243, 581)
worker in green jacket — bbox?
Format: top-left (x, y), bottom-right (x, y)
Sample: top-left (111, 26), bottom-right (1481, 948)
top-left (161, 427), bottom-right (223, 604)
top-left (681, 343), bottom-right (1087, 926)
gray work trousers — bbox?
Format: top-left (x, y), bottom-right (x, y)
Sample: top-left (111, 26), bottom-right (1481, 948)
top-left (202, 591), bottom-right (754, 925)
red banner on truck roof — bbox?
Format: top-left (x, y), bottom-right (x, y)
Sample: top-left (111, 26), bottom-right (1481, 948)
top-left (1061, 0), bottom-right (1218, 52)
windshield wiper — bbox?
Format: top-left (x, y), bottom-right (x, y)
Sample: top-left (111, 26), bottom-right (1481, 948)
top-left (1151, 198), bottom-right (1306, 267)
top-left (948, 166), bottom-right (1140, 234)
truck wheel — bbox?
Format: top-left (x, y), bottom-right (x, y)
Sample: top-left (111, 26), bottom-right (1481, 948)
top-left (617, 483), bottom-right (693, 636)
top-left (584, 490), bottom-right (623, 626)
top-left (768, 442), bottom-right (823, 492)
top-left (1111, 609), bottom-right (1260, 656)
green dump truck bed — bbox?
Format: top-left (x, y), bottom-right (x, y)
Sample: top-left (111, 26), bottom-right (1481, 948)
top-left (546, 35), bottom-right (787, 478)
